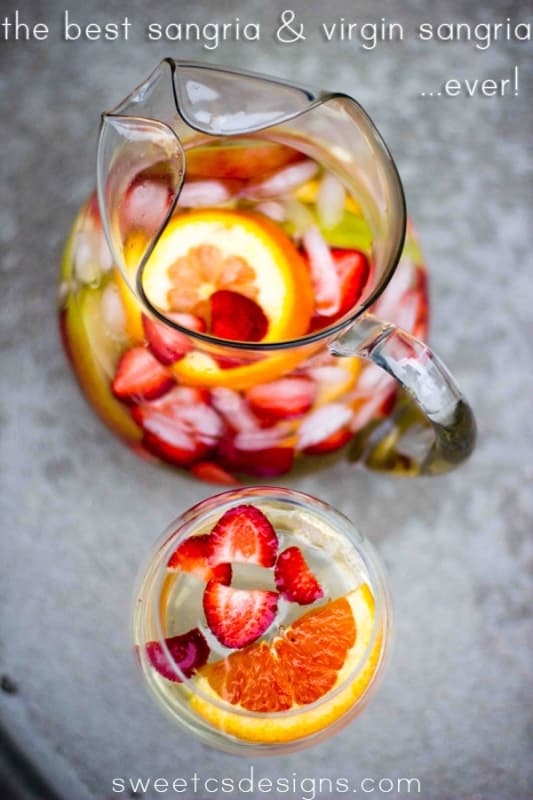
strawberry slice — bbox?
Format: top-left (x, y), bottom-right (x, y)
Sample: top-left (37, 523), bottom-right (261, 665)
top-left (245, 377), bottom-right (315, 423)
top-left (132, 390), bottom-right (224, 467)
top-left (209, 504), bottom-right (278, 568)
top-left (334, 248), bottom-right (370, 316)
top-left (112, 347), bottom-right (174, 404)
top-left (168, 535), bottom-right (232, 584)
top-left (219, 438), bottom-right (295, 478)
top-left (210, 290), bottom-right (268, 342)
top-left (203, 580), bottom-right (278, 648)
top-left (143, 313), bottom-right (205, 366)
top-left (309, 248), bottom-right (370, 330)
top-left (297, 403), bottom-right (352, 452)
top-left (190, 460), bottom-right (239, 485)
top-left (145, 628), bottom-right (209, 682)
top-left (274, 546), bottom-right (324, 605)
top-left (303, 426), bottom-right (352, 455)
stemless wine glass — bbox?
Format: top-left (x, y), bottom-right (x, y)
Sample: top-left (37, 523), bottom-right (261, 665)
top-left (133, 487), bottom-right (392, 755)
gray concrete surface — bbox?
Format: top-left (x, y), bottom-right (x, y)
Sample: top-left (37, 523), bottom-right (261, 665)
top-left (1, 0), bottom-right (532, 798)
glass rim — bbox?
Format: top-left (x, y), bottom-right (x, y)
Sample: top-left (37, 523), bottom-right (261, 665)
top-left (100, 59), bottom-right (407, 352)
top-left (134, 486), bottom-right (391, 722)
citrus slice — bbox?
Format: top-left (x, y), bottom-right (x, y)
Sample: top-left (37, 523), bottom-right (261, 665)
top-left (141, 209), bottom-right (314, 343)
top-left (170, 350), bottom-right (306, 392)
top-left (190, 583), bottom-right (382, 743)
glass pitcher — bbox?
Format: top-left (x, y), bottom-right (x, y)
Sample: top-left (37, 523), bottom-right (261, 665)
top-left (58, 59), bottom-right (476, 483)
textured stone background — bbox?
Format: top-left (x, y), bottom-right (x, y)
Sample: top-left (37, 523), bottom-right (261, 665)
top-left (1, 0), bottom-right (532, 798)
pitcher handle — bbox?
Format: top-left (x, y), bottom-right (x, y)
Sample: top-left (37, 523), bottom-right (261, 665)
top-left (329, 314), bottom-right (476, 475)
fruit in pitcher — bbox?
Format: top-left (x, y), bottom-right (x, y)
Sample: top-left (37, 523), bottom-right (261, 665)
top-left (245, 377), bottom-right (315, 423)
top-left (141, 209), bottom-right (314, 342)
top-left (274, 546), bottom-right (324, 605)
top-left (203, 581), bottom-right (278, 649)
top-left (208, 504), bottom-right (278, 568)
top-left (307, 246), bottom-right (370, 329)
top-left (218, 435), bottom-right (296, 478)
top-left (186, 140), bottom-right (303, 180)
top-left (210, 290), bottom-right (268, 342)
top-left (192, 583), bottom-right (379, 742)
top-left (112, 347), bottom-right (174, 403)
top-left (132, 387), bottom-right (224, 467)
top-left (142, 312), bottom-right (205, 366)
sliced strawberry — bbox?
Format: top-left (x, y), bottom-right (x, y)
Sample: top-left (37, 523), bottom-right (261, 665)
top-left (133, 391), bottom-right (224, 467)
top-left (142, 315), bottom-right (190, 366)
top-left (112, 347), bottom-right (174, 404)
top-left (168, 535), bottom-right (232, 584)
top-left (302, 226), bottom-right (341, 316)
top-left (190, 460), bottom-right (239, 486)
top-left (297, 403), bottom-right (352, 452)
top-left (303, 426), bottom-right (352, 455)
top-left (210, 387), bottom-right (260, 434)
top-left (145, 628), bottom-right (209, 682)
top-left (209, 504), bottom-right (278, 568)
top-left (219, 435), bottom-right (295, 478)
top-left (334, 248), bottom-right (370, 315)
top-left (245, 378), bottom-right (315, 423)
top-left (210, 290), bottom-right (268, 342)
top-left (143, 313), bottom-right (205, 366)
top-left (203, 580), bottom-right (278, 648)
top-left (274, 546), bottom-right (324, 605)
top-left (309, 248), bottom-right (370, 331)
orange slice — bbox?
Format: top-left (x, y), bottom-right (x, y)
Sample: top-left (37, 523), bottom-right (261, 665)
top-left (190, 583), bottom-right (381, 743)
top-left (141, 209), bottom-right (314, 343)
top-left (170, 350), bottom-right (309, 392)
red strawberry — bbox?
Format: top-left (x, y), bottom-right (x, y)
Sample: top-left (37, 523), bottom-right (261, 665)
top-left (112, 347), bottom-right (174, 404)
top-left (142, 313), bottom-right (205, 366)
top-left (219, 438), bottom-right (295, 478)
top-left (274, 546), bottom-right (324, 605)
top-left (334, 248), bottom-right (370, 316)
top-left (303, 426), bottom-right (352, 455)
top-left (145, 628), bottom-right (209, 682)
top-left (309, 248), bottom-right (369, 331)
top-left (297, 403), bottom-right (352, 452)
top-left (132, 390), bottom-right (224, 467)
top-left (190, 460), bottom-right (239, 486)
top-left (168, 535), bottom-right (232, 584)
top-left (218, 425), bottom-right (295, 478)
top-left (210, 290), bottom-right (268, 342)
top-left (245, 378), bottom-right (315, 423)
top-left (209, 505), bottom-right (278, 568)
top-left (203, 580), bottom-right (278, 648)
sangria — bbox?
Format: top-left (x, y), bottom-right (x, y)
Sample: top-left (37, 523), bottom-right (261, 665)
top-left (133, 487), bottom-right (391, 753)
top-left (59, 137), bottom-right (429, 483)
